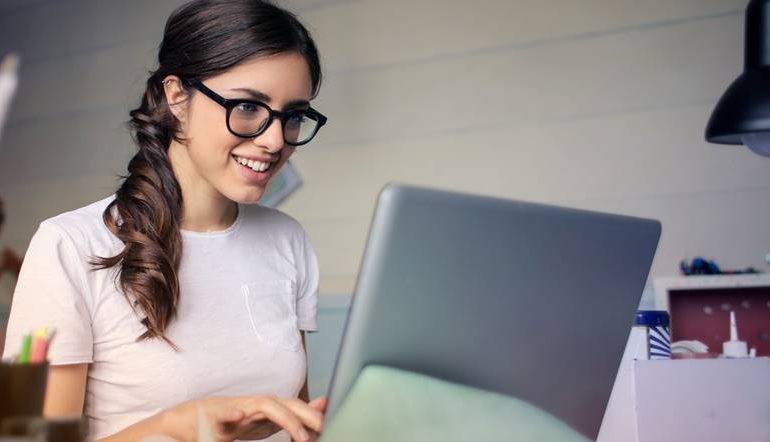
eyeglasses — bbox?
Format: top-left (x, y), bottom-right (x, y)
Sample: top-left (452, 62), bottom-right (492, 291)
top-left (183, 78), bottom-right (327, 146)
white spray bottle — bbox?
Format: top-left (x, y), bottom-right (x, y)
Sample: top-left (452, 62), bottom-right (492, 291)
top-left (722, 310), bottom-right (748, 358)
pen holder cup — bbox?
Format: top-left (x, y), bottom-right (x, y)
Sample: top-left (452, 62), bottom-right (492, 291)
top-left (0, 361), bottom-right (49, 421)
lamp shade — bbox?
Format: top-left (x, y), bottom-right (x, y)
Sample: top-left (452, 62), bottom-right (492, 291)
top-left (705, 69), bottom-right (770, 143)
top-left (705, 0), bottom-right (770, 155)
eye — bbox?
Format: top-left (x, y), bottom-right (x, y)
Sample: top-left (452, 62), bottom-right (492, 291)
top-left (234, 102), bottom-right (260, 114)
top-left (286, 111), bottom-right (307, 125)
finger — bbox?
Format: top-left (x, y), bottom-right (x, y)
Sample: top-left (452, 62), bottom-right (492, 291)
top-left (203, 399), bottom-right (246, 425)
top-left (308, 396), bottom-right (327, 413)
top-left (206, 404), bottom-right (246, 440)
top-left (307, 428), bottom-right (321, 442)
top-left (219, 408), bottom-right (246, 424)
top-left (255, 398), bottom-right (315, 442)
top-left (279, 398), bottom-right (324, 433)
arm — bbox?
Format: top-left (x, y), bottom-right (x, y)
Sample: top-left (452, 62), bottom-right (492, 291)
top-left (42, 337), bottom-right (322, 442)
top-left (43, 364), bottom-right (88, 417)
top-left (43, 365), bottom-right (175, 439)
top-left (43, 357), bottom-right (321, 442)
top-left (43, 364), bottom-right (169, 440)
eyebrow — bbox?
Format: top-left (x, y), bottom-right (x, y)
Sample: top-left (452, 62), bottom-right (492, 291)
top-left (229, 87), bottom-right (310, 109)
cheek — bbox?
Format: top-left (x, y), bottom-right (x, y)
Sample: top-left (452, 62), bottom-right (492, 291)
top-left (187, 117), bottom-right (241, 163)
top-left (186, 101), bottom-right (231, 145)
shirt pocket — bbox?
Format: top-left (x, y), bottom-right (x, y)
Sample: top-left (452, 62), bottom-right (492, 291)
top-left (242, 280), bottom-right (301, 352)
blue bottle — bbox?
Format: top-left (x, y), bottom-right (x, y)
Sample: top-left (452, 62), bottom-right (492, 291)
top-left (635, 310), bottom-right (671, 360)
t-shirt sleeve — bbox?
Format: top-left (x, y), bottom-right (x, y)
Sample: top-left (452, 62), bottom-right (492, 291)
top-left (296, 229), bottom-right (319, 332)
top-left (2, 221), bottom-right (94, 364)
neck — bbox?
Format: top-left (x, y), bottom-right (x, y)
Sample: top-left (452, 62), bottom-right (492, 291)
top-left (168, 140), bottom-right (238, 232)
top-left (181, 195), bottom-right (238, 232)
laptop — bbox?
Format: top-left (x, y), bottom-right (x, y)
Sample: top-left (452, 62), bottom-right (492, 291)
top-left (324, 183), bottom-right (661, 439)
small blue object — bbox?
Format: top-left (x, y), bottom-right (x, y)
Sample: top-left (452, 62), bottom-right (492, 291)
top-left (635, 310), bottom-right (670, 327)
top-left (635, 310), bottom-right (671, 359)
top-left (680, 257), bottom-right (721, 275)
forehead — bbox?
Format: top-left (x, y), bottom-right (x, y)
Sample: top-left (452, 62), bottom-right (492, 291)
top-left (205, 52), bottom-right (313, 104)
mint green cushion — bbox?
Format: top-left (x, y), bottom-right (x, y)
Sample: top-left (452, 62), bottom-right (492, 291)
top-left (320, 365), bottom-right (590, 442)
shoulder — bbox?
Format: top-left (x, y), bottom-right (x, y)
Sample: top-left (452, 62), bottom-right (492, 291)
top-left (44, 195), bottom-right (113, 228)
top-left (36, 195), bottom-right (119, 252)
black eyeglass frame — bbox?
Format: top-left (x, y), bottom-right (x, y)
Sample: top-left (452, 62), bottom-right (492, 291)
top-left (182, 78), bottom-right (327, 146)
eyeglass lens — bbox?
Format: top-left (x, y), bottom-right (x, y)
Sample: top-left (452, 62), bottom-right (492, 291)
top-left (229, 103), bottom-right (319, 144)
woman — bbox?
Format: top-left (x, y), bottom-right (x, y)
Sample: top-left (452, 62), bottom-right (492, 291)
top-left (3, 1), bottom-right (328, 440)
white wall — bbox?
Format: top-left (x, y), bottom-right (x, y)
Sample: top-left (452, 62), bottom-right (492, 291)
top-left (1, 0), bottom-right (769, 299)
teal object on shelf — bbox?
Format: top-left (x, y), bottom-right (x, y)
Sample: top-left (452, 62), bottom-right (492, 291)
top-left (320, 365), bottom-right (590, 442)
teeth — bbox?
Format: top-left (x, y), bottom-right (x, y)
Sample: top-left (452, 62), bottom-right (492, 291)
top-left (234, 155), bottom-right (272, 173)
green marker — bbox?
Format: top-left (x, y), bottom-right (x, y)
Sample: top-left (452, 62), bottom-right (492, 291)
top-left (18, 333), bottom-right (32, 363)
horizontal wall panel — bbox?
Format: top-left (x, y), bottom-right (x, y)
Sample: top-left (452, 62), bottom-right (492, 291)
top-left (310, 14), bottom-right (743, 147)
top-left (0, 110), bottom-right (134, 187)
top-left (309, 0), bottom-right (745, 72)
top-left (571, 186), bottom-right (770, 280)
top-left (0, 1), bottom-right (184, 63)
top-left (6, 44), bottom-right (153, 125)
top-left (0, 0), bottom-right (349, 65)
top-left (1, 1), bottom-right (745, 70)
top-left (284, 104), bottom-right (770, 221)
top-left (0, 0), bottom-right (54, 15)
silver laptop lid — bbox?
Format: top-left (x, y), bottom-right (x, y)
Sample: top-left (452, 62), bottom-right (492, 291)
top-left (325, 183), bottom-right (661, 439)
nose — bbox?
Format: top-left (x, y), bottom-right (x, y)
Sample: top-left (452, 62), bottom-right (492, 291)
top-left (253, 116), bottom-right (285, 153)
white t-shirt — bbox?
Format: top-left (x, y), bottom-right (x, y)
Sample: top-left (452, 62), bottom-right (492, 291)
top-left (3, 196), bottom-right (319, 441)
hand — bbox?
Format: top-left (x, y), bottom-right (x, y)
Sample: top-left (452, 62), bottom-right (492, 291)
top-left (231, 396), bottom-right (326, 441)
top-left (164, 395), bottom-right (327, 442)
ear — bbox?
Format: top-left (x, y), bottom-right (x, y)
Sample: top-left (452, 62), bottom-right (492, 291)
top-left (162, 75), bottom-right (189, 122)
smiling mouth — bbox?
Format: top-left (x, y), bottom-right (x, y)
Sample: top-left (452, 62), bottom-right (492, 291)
top-left (232, 155), bottom-right (274, 173)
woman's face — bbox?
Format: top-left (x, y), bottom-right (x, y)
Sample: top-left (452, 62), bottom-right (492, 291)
top-left (171, 51), bottom-right (313, 204)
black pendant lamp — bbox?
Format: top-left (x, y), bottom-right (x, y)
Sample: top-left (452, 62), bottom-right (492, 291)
top-left (706, 0), bottom-right (770, 156)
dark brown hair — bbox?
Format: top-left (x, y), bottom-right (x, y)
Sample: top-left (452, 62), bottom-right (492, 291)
top-left (93, 0), bottom-right (322, 345)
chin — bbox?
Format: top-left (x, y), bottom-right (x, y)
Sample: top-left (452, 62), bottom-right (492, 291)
top-left (224, 186), bottom-right (268, 205)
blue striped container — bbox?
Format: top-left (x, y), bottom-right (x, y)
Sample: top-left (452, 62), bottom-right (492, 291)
top-left (635, 310), bottom-right (671, 360)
